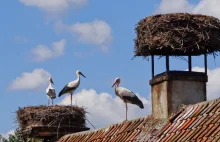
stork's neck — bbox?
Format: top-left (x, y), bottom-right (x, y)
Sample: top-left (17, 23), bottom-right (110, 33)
top-left (49, 82), bottom-right (53, 88)
top-left (114, 83), bottom-right (119, 92)
top-left (77, 73), bottom-right (80, 83)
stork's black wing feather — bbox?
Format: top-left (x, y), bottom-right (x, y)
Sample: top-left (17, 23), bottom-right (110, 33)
top-left (47, 89), bottom-right (56, 99)
top-left (122, 92), bottom-right (144, 109)
top-left (58, 85), bottom-right (76, 97)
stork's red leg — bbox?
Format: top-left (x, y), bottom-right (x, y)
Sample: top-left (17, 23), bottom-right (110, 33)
top-left (52, 99), bottom-right (53, 106)
top-left (70, 94), bottom-right (73, 106)
top-left (48, 98), bottom-right (50, 106)
top-left (125, 103), bottom-right (128, 121)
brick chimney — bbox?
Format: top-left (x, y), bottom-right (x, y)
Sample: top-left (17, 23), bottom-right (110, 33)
top-left (150, 55), bottom-right (208, 119)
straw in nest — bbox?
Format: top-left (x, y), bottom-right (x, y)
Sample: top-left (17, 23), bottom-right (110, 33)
top-left (16, 105), bottom-right (86, 136)
top-left (134, 13), bottom-right (220, 57)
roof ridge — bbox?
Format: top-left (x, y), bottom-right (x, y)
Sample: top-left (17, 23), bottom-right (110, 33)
top-left (63, 115), bottom-right (151, 138)
top-left (189, 97), bottom-right (220, 107)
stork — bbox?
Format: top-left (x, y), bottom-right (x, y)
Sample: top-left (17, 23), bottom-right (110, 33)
top-left (58, 70), bottom-right (86, 106)
top-left (46, 78), bottom-right (56, 106)
top-left (112, 78), bottom-right (144, 121)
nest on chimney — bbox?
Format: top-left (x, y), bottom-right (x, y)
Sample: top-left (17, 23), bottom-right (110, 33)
top-left (16, 105), bottom-right (87, 138)
top-left (134, 13), bottom-right (220, 57)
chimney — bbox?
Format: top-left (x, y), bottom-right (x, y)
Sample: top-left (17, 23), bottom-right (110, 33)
top-left (149, 55), bottom-right (208, 119)
top-left (150, 69), bottom-right (207, 119)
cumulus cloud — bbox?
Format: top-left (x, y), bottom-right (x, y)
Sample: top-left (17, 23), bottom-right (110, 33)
top-left (157, 0), bottom-right (193, 13)
top-left (19, 0), bottom-right (87, 16)
top-left (59, 89), bottom-right (151, 129)
top-left (55, 20), bottom-right (112, 52)
top-left (156, 0), bottom-right (220, 19)
top-left (192, 0), bottom-right (220, 19)
top-left (192, 67), bottom-right (220, 100)
top-left (32, 39), bottom-right (66, 62)
top-left (8, 68), bottom-right (51, 90)
top-left (1, 130), bottom-right (14, 139)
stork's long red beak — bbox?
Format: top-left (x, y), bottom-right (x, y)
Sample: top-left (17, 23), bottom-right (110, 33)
top-left (112, 81), bottom-right (116, 88)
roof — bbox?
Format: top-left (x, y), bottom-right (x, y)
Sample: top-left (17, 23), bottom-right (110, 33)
top-left (58, 116), bottom-right (167, 142)
top-left (134, 13), bottom-right (220, 57)
top-left (139, 98), bottom-right (220, 141)
top-left (58, 98), bottom-right (220, 142)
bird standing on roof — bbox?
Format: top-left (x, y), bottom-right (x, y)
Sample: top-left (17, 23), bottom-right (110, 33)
top-left (46, 78), bottom-right (56, 106)
top-left (112, 78), bottom-right (144, 121)
top-left (59, 70), bottom-right (86, 106)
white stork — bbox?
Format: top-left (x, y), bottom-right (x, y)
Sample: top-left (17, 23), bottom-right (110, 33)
top-left (58, 70), bottom-right (86, 106)
top-left (46, 77), bottom-right (56, 106)
top-left (112, 77), bottom-right (144, 121)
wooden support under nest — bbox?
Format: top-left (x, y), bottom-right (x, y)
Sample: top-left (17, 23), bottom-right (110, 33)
top-left (188, 55), bottom-right (192, 72)
top-left (166, 56), bottom-right (169, 72)
top-left (151, 55), bottom-right (154, 78)
top-left (204, 54), bottom-right (207, 75)
top-left (21, 125), bottom-right (89, 141)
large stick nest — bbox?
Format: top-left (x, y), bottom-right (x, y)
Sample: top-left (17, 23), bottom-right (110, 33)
top-left (16, 105), bottom-right (86, 136)
top-left (134, 13), bottom-right (220, 57)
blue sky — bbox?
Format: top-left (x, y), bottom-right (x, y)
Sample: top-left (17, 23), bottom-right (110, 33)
top-left (0, 0), bottom-right (220, 134)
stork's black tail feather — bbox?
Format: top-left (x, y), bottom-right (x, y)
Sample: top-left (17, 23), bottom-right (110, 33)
top-left (58, 92), bottom-right (63, 97)
top-left (137, 99), bottom-right (144, 109)
top-left (58, 86), bottom-right (67, 97)
top-left (123, 94), bottom-right (144, 109)
top-left (58, 84), bottom-right (75, 97)
top-left (133, 95), bottom-right (144, 109)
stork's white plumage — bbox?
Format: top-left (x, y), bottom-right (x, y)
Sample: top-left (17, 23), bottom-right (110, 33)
top-left (112, 78), bottom-right (144, 121)
top-left (58, 70), bottom-right (86, 106)
top-left (46, 78), bottom-right (56, 106)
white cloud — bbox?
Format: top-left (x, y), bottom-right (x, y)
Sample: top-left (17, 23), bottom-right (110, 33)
top-left (32, 39), bottom-right (66, 62)
top-left (8, 68), bottom-right (51, 90)
top-left (192, 67), bottom-right (220, 100)
top-left (55, 20), bottom-right (112, 52)
top-left (157, 0), bottom-right (193, 13)
top-left (156, 0), bottom-right (220, 19)
top-left (59, 89), bottom-right (151, 129)
top-left (19, 0), bottom-right (87, 16)
top-left (1, 130), bottom-right (14, 139)
top-left (192, 0), bottom-right (220, 19)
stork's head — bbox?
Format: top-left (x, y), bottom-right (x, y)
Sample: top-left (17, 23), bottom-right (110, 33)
top-left (112, 77), bottom-right (120, 87)
top-left (49, 77), bottom-right (54, 84)
top-left (76, 70), bottom-right (86, 78)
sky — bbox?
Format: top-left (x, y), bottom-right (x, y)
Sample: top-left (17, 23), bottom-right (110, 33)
top-left (0, 0), bottom-right (220, 135)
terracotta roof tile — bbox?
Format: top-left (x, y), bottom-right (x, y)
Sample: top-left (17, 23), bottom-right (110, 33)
top-left (204, 124), bottom-right (219, 137)
top-left (58, 98), bottom-right (220, 142)
top-left (171, 130), bottom-right (186, 142)
top-left (58, 116), bottom-right (155, 142)
top-left (149, 98), bottom-right (220, 142)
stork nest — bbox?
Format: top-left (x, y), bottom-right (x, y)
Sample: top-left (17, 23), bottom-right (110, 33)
top-left (16, 105), bottom-right (86, 136)
top-left (134, 13), bottom-right (220, 57)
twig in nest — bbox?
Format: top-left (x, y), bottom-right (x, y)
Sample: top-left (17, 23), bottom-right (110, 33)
top-left (57, 118), bottom-right (63, 139)
top-left (157, 55), bottom-right (163, 60)
top-left (212, 53), bottom-right (216, 66)
top-left (131, 56), bottom-right (136, 60)
top-left (174, 56), bottom-right (188, 62)
top-left (86, 119), bottom-right (96, 129)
